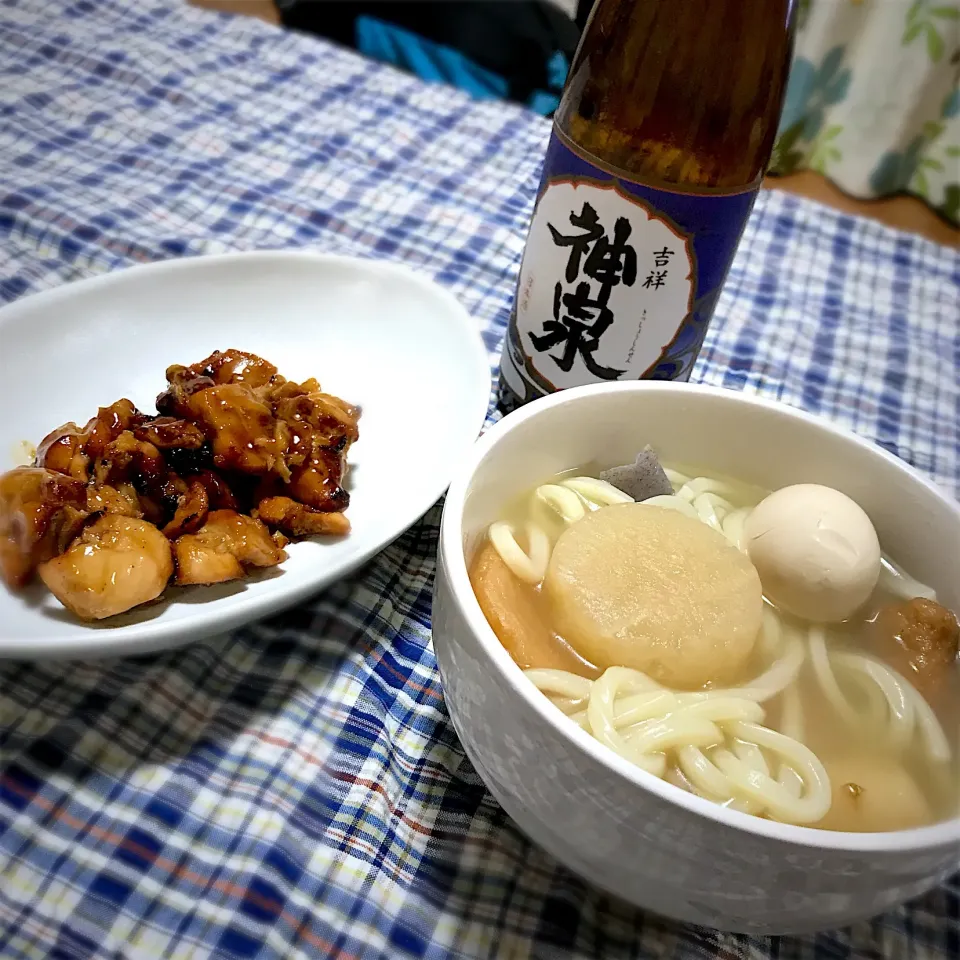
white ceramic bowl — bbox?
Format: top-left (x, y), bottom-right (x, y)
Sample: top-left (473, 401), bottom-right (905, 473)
top-left (432, 381), bottom-right (960, 936)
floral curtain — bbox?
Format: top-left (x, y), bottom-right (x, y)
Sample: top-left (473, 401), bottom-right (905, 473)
top-left (771, 0), bottom-right (960, 226)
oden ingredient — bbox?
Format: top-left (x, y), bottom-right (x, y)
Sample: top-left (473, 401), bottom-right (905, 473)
top-left (872, 598), bottom-right (960, 696)
top-left (544, 503), bottom-right (763, 688)
top-left (480, 453), bottom-right (960, 830)
top-left (470, 541), bottom-right (597, 676)
top-left (744, 484), bottom-right (881, 623)
top-left (815, 755), bottom-right (931, 833)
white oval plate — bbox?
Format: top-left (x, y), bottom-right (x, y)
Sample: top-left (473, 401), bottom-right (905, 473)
top-left (0, 251), bottom-right (491, 658)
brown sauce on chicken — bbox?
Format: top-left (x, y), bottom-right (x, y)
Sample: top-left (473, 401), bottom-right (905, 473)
top-left (0, 349), bottom-right (358, 620)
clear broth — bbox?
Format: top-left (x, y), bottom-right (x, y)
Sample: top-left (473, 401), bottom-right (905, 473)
top-left (471, 471), bottom-right (960, 831)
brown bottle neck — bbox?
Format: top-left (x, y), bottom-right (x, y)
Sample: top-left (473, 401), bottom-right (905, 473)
top-left (556, 0), bottom-right (796, 191)
top-left (550, 124), bottom-right (765, 197)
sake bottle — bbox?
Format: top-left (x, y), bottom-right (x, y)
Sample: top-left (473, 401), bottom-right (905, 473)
top-left (498, 0), bottom-right (796, 411)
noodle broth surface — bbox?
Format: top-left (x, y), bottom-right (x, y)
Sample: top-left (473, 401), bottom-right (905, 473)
top-left (470, 465), bottom-right (960, 831)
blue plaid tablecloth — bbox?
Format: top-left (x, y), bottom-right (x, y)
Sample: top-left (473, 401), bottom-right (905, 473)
top-left (1, 1), bottom-right (958, 958)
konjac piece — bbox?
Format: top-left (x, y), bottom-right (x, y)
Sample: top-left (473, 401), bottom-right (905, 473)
top-left (0, 466), bottom-right (88, 588)
top-left (173, 510), bottom-right (287, 585)
top-left (38, 515), bottom-right (174, 620)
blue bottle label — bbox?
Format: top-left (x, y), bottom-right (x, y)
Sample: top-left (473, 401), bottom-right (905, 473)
top-left (499, 127), bottom-right (760, 410)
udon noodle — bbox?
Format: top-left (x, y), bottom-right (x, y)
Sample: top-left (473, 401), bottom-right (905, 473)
top-left (484, 468), bottom-right (955, 827)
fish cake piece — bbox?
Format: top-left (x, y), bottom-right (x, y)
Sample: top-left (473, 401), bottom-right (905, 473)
top-left (471, 540), bottom-right (598, 677)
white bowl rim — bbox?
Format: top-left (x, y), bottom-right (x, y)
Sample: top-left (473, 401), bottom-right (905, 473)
top-left (440, 379), bottom-right (960, 853)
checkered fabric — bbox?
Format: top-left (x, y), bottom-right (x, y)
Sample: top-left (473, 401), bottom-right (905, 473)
top-left (0, 1), bottom-right (958, 958)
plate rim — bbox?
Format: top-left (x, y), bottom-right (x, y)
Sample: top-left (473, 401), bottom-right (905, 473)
top-left (0, 249), bottom-right (493, 658)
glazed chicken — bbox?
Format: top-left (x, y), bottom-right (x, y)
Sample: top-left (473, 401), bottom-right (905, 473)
top-left (174, 510), bottom-right (287, 585)
top-left (36, 423), bottom-right (90, 481)
top-left (255, 496), bottom-right (351, 537)
top-left (39, 515), bottom-right (174, 620)
top-left (0, 467), bottom-right (87, 587)
top-left (185, 384), bottom-right (291, 477)
top-left (0, 349), bottom-right (358, 621)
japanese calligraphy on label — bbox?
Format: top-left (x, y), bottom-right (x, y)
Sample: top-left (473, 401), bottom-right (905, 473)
top-left (499, 127), bottom-right (761, 411)
top-left (514, 182), bottom-right (693, 391)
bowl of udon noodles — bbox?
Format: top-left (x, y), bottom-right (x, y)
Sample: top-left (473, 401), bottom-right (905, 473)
top-left (431, 381), bottom-right (960, 935)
